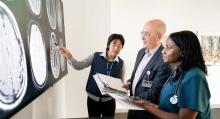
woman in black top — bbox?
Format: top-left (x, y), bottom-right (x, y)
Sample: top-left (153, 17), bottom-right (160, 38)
top-left (59, 33), bottom-right (125, 118)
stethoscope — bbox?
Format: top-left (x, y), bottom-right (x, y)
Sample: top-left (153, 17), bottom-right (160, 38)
top-left (164, 71), bottom-right (185, 105)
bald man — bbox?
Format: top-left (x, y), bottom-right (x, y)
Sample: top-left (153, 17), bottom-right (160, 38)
top-left (123, 19), bottom-right (172, 119)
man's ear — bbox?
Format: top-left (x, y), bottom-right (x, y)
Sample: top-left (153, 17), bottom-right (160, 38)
top-left (157, 32), bottom-right (162, 40)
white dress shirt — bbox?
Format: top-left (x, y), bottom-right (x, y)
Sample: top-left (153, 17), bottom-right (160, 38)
top-left (132, 46), bottom-right (160, 95)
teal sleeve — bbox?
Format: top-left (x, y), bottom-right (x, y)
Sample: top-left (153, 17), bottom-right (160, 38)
top-left (178, 69), bottom-right (211, 113)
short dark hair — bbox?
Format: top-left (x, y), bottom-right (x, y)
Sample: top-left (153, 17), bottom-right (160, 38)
top-left (106, 33), bottom-right (125, 52)
top-left (169, 30), bottom-right (207, 74)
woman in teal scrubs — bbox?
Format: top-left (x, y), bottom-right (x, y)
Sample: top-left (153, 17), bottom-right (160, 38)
top-left (134, 30), bottom-right (211, 119)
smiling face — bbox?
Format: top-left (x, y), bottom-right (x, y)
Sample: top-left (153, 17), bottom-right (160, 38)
top-left (162, 37), bottom-right (182, 64)
top-left (108, 39), bottom-right (123, 57)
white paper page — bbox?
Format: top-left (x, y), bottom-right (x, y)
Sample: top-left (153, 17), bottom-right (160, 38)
top-left (97, 73), bottom-right (127, 93)
top-left (108, 93), bottom-right (144, 110)
top-left (93, 74), bottom-right (107, 95)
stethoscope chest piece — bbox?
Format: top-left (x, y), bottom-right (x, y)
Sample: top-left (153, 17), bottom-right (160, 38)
top-left (170, 95), bottom-right (178, 104)
top-left (165, 70), bottom-right (185, 105)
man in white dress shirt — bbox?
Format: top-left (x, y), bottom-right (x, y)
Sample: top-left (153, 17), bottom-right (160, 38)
top-left (123, 19), bottom-right (172, 119)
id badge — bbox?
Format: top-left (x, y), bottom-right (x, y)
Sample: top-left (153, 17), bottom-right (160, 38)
top-left (142, 80), bottom-right (152, 88)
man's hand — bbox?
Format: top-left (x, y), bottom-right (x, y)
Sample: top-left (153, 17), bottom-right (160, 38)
top-left (122, 82), bottom-right (131, 90)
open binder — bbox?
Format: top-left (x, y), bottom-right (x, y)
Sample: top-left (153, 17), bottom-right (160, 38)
top-left (93, 73), bottom-right (149, 110)
top-left (95, 73), bottom-right (128, 95)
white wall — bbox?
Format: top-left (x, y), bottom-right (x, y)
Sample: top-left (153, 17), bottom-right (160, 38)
top-left (62, 0), bottom-right (111, 118)
top-left (11, 0), bottom-right (220, 118)
top-left (111, 0), bottom-right (220, 78)
top-left (110, 0), bottom-right (220, 108)
top-left (11, 79), bottom-right (66, 119)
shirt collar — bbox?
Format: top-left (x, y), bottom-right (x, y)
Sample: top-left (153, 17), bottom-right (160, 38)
top-left (100, 52), bottom-right (119, 63)
top-left (145, 44), bottom-right (161, 55)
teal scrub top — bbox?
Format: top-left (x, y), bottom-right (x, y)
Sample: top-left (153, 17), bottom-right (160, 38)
top-left (159, 67), bottom-right (211, 119)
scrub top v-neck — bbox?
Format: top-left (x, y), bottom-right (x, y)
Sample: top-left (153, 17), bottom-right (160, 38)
top-left (159, 67), bottom-right (211, 119)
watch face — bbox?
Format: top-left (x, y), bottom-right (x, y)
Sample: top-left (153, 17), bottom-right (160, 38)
top-left (29, 23), bottom-right (47, 88)
top-left (50, 32), bottom-right (60, 79)
top-left (0, 1), bottom-right (27, 110)
top-left (56, 0), bottom-right (63, 32)
top-left (26, 0), bottom-right (41, 16)
top-left (46, 0), bottom-right (56, 29)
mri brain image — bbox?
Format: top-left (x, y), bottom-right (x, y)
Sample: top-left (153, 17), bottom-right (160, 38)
top-left (50, 32), bottom-right (60, 79)
top-left (59, 38), bottom-right (66, 72)
top-left (56, 0), bottom-right (63, 32)
top-left (46, 0), bottom-right (56, 29)
top-left (0, 1), bottom-right (28, 110)
top-left (29, 23), bottom-right (47, 88)
top-left (26, 0), bottom-right (41, 16)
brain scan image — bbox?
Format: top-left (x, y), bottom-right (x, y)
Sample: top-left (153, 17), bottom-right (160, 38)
top-left (56, 0), bottom-right (63, 32)
top-left (29, 23), bottom-right (47, 88)
top-left (58, 38), bottom-right (66, 72)
top-left (50, 32), bottom-right (60, 79)
top-left (46, 0), bottom-right (56, 29)
top-left (0, 1), bottom-right (27, 110)
top-left (26, 0), bottom-right (41, 16)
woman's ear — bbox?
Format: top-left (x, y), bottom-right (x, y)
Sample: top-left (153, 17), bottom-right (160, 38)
top-left (180, 52), bottom-right (184, 59)
top-left (181, 51), bottom-right (184, 57)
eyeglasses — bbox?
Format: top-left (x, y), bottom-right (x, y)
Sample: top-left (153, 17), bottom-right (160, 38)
top-left (140, 31), bottom-right (155, 37)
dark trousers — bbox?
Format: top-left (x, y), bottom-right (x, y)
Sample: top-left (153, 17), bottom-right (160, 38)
top-left (127, 110), bottom-right (158, 119)
top-left (87, 96), bottom-right (116, 118)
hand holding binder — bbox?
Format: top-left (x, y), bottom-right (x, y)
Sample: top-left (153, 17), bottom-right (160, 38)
top-left (93, 73), bottom-right (128, 95)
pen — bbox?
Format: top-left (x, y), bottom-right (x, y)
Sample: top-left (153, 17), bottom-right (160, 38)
top-left (54, 43), bottom-right (59, 50)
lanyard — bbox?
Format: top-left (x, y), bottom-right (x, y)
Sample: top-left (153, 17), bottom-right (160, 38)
top-left (106, 62), bottom-right (114, 76)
